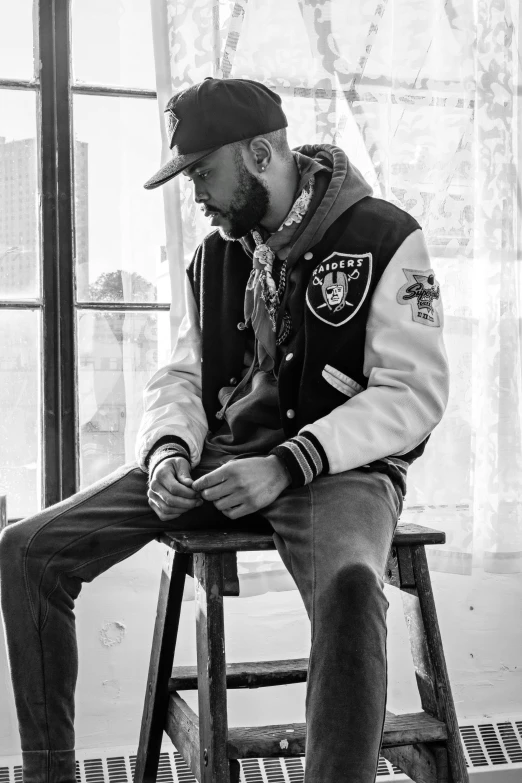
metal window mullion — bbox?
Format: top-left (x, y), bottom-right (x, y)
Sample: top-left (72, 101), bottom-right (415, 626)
top-left (71, 84), bottom-right (156, 99)
top-left (0, 301), bottom-right (41, 309)
top-left (0, 78), bottom-right (39, 90)
top-left (75, 303), bottom-right (171, 311)
top-left (39, 0), bottom-right (77, 506)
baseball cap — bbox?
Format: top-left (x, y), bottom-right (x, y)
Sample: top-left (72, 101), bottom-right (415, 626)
top-left (143, 77), bottom-right (288, 190)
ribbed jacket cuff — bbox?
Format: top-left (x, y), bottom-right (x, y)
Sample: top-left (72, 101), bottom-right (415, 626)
top-left (146, 436), bottom-right (191, 478)
top-left (270, 431), bottom-right (329, 488)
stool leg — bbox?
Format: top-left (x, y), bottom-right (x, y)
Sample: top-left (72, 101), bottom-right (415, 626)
top-left (194, 552), bottom-right (231, 783)
top-left (400, 545), bottom-right (469, 783)
top-left (135, 550), bottom-right (190, 783)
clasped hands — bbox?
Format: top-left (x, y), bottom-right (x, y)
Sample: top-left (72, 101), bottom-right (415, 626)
top-left (148, 454), bottom-right (291, 522)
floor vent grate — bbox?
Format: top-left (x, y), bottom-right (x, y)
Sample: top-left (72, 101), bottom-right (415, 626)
top-left (478, 724), bottom-right (507, 764)
top-left (459, 718), bottom-right (522, 772)
top-left (3, 717), bottom-right (522, 782)
top-left (498, 722), bottom-right (522, 764)
top-left (460, 725), bottom-right (489, 766)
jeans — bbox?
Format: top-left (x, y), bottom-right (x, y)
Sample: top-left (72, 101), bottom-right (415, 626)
top-left (0, 460), bottom-right (402, 783)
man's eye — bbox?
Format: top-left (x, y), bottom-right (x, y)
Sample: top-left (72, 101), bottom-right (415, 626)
top-left (198, 171), bottom-right (209, 180)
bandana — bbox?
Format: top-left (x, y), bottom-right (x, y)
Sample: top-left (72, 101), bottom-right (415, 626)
top-left (244, 156), bottom-right (322, 371)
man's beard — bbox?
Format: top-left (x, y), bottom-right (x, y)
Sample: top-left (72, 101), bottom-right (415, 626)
top-left (217, 158), bottom-right (270, 240)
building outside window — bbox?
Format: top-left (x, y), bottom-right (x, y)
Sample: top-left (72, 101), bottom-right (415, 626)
top-left (0, 0), bottom-right (171, 517)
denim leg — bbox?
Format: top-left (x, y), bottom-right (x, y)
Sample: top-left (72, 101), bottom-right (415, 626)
top-left (0, 462), bottom-right (225, 783)
top-left (263, 469), bottom-right (402, 783)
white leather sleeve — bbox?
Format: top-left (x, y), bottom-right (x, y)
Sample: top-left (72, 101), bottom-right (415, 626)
top-left (135, 275), bottom-right (208, 470)
top-left (302, 229), bottom-right (449, 473)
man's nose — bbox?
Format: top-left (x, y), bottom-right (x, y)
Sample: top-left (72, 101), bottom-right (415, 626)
top-left (194, 186), bottom-right (209, 204)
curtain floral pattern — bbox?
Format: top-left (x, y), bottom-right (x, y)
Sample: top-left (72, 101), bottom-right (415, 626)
top-left (149, 0), bottom-right (522, 577)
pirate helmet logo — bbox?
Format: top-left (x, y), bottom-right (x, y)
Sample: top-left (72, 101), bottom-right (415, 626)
top-left (306, 252), bottom-right (372, 327)
top-left (322, 270), bottom-right (352, 311)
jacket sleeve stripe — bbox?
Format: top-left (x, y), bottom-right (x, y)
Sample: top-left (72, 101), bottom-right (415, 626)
top-left (298, 431), bottom-right (330, 474)
top-left (270, 431), bottom-right (328, 487)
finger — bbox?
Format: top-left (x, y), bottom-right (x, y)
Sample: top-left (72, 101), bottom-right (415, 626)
top-left (213, 493), bottom-right (244, 512)
top-left (174, 458), bottom-right (194, 487)
top-left (222, 503), bottom-right (249, 520)
top-left (151, 475), bottom-right (199, 501)
top-left (192, 465), bottom-right (229, 493)
top-left (148, 497), bottom-right (180, 521)
top-left (200, 481), bottom-right (233, 502)
top-left (149, 487), bottom-right (202, 511)
top-left (160, 459), bottom-right (199, 496)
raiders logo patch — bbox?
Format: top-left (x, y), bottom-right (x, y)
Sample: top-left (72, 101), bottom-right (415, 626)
top-left (397, 268), bottom-right (441, 327)
top-left (306, 252), bottom-right (373, 327)
top-left (165, 109), bottom-right (180, 149)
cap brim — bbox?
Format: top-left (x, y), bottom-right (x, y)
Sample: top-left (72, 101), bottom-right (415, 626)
top-left (143, 145), bottom-right (222, 190)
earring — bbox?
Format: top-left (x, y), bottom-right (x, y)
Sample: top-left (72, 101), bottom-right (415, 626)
top-left (260, 166), bottom-right (266, 171)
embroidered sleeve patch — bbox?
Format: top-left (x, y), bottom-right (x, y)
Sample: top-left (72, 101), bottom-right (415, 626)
top-left (397, 268), bottom-right (441, 327)
top-left (306, 252), bottom-right (372, 327)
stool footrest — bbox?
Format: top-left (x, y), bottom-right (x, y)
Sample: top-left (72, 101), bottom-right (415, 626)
top-left (226, 712), bottom-right (448, 759)
top-left (169, 658), bottom-right (309, 691)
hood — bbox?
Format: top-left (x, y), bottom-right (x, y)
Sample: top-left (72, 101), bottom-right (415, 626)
top-left (287, 143), bottom-right (372, 262)
top-left (238, 143), bottom-right (372, 263)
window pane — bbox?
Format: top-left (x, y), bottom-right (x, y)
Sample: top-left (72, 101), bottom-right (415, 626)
top-left (73, 95), bottom-right (169, 304)
top-left (78, 309), bottom-right (171, 487)
top-left (0, 89), bottom-right (40, 300)
top-left (0, 0), bottom-right (35, 81)
top-left (0, 309), bottom-right (40, 518)
top-left (71, 0), bottom-right (155, 90)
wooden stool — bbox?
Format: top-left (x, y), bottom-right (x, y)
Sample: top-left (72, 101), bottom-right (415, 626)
top-left (134, 522), bottom-right (469, 783)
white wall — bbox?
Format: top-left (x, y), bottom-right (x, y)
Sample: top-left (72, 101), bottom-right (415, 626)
top-left (1, 541), bottom-right (521, 756)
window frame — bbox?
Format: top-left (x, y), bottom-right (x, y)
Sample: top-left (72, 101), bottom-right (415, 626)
top-left (0, 0), bottom-right (168, 512)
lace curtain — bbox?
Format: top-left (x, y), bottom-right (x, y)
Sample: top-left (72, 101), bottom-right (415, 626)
top-left (149, 0), bottom-right (522, 578)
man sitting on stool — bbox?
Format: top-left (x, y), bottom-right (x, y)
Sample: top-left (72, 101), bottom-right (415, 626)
top-left (0, 77), bottom-right (449, 783)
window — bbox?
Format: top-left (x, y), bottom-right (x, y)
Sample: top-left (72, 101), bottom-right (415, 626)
top-left (0, 0), bottom-right (170, 517)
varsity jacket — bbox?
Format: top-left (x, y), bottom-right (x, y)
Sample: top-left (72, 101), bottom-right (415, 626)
top-left (135, 146), bottom-right (449, 488)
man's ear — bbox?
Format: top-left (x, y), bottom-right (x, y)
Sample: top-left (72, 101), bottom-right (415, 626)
top-left (248, 137), bottom-right (272, 173)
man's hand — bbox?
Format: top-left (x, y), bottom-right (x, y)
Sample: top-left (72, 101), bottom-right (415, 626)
top-left (148, 456), bottom-right (203, 521)
top-left (191, 456), bottom-right (291, 519)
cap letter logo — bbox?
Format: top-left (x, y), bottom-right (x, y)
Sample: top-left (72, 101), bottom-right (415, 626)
top-left (165, 109), bottom-right (180, 149)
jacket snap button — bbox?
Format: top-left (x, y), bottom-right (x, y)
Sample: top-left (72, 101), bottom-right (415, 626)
top-left (286, 409), bottom-right (295, 419)
top-left (237, 321), bottom-right (246, 330)
top-left (285, 352), bottom-right (294, 361)
top-left (304, 252), bottom-right (313, 260)
top-left (229, 377), bottom-right (238, 386)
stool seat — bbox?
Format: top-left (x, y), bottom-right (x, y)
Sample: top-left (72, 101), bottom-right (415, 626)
top-left (136, 520), bottom-right (469, 783)
top-left (158, 520), bottom-right (445, 553)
